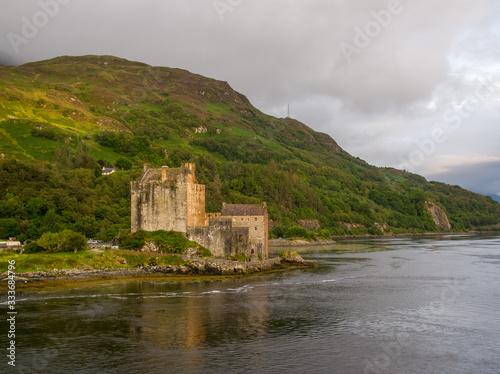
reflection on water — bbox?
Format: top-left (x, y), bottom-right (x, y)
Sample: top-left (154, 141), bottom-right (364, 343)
top-left (5, 234), bottom-right (500, 374)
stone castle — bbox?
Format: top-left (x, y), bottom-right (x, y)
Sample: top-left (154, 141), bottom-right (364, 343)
top-left (131, 164), bottom-right (268, 259)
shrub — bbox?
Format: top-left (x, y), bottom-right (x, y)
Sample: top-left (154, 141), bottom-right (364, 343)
top-left (119, 230), bottom-right (210, 255)
top-left (347, 227), bottom-right (367, 235)
top-left (367, 227), bottom-right (384, 236)
top-left (31, 124), bottom-right (63, 141)
top-left (285, 226), bottom-right (309, 239)
top-left (318, 228), bottom-right (333, 239)
top-left (271, 225), bottom-right (287, 238)
top-left (0, 219), bottom-right (20, 239)
top-left (115, 157), bottom-right (132, 170)
top-left (330, 227), bottom-right (346, 236)
top-left (200, 247), bottom-right (212, 257)
top-left (36, 232), bottom-right (60, 253)
top-left (285, 226), bottom-right (317, 240)
top-left (227, 253), bottom-right (248, 262)
top-left (278, 251), bottom-right (301, 260)
top-left (23, 241), bottom-right (44, 254)
top-left (36, 230), bottom-right (87, 253)
top-left (59, 230), bottom-right (87, 252)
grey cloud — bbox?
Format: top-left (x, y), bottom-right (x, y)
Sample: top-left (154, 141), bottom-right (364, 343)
top-left (432, 161), bottom-right (500, 198)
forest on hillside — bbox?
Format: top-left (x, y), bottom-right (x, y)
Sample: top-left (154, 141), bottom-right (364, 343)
top-left (1, 140), bottom-right (499, 245)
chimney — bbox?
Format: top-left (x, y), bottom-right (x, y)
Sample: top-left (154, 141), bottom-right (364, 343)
top-left (144, 163), bottom-right (151, 173)
top-left (161, 166), bottom-right (169, 181)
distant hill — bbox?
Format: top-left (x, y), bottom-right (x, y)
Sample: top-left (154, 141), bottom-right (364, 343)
top-left (0, 55), bottom-right (499, 242)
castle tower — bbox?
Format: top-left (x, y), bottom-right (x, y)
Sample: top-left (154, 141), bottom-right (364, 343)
top-left (130, 164), bottom-right (206, 233)
top-left (220, 203), bottom-right (269, 259)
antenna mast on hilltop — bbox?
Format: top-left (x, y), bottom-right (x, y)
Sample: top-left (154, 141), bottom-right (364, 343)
top-left (287, 104), bottom-right (290, 118)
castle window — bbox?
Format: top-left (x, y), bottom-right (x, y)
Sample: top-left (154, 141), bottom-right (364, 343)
top-left (254, 227), bottom-right (257, 230)
top-left (255, 218), bottom-right (258, 221)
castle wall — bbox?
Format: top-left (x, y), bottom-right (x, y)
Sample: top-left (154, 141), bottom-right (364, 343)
top-left (186, 218), bottom-right (249, 258)
top-left (224, 211), bottom-right (268, 259)
top-left (130, 178), bottom-right (188, 233)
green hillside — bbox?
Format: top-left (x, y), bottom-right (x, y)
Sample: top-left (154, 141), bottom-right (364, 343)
top-left (0, 55), bottom-right (499, 243)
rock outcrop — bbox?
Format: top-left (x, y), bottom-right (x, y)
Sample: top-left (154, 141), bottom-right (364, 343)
top-left (299, 219), bottom-right (321, 230)
top-left (427, 200), bottom-right (451, 230)
top-left (279, 251), bottom-right (305, 263)
top-left (141, 241), bottom-right (159, 252)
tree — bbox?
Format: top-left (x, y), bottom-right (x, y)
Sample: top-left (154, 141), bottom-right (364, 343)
top-left (37, 230), bottom-right (87, 253)
top-left (0, 219), bottom-right (20, 239)
top-left (73, 142), bottom-right (96, 169)
top-left (24, 241), bottom-right (44, 254)
top-left (115, 157), bottom-right (132, 170)
top-left (54, 145), bottom-right (72, 170)
top-left (229, 178), bottom-right (244, 191)
top-left (409, 189), bottom-right (427, 217)
top-left (42, 209), bottom-right (61, 233)
top-left (59, 230), bottom-right (87, 253)
top-left (37, 232), bottom-right (61, 253)
top-left (26, 198), bottom-right (55, 219)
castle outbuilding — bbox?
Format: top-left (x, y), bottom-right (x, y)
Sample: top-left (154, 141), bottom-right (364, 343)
top-left (131, 164), bottom-right (268, 259)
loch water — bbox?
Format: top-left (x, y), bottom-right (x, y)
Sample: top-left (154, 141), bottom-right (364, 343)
top-left (5, 234), bottom-right (500, 373)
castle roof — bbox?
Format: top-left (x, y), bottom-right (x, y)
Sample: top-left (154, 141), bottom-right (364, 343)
top-left (140, 168), bottom-right (161, 183)
top-left (221, 203), bottom-right (266, 216)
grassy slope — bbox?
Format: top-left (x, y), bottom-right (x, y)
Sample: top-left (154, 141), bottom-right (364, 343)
top-left (0, 55), bottom-right (337, 162)
top-left (0, 249), bottom-right (186, 273)
top-left (0, 55), bottom-right (499, 236)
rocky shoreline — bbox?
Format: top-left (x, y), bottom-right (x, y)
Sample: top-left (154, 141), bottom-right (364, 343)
top-left (269, 239), bottom-right (338, 246)
top-left (3, 253), bottom-right (317, 284)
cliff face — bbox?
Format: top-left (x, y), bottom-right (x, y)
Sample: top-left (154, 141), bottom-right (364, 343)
top-left (427, 202), bottom-right (451, 230)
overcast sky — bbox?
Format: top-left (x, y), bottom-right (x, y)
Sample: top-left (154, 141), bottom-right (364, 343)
top-left (1, 0), bottom-right (499, 198)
